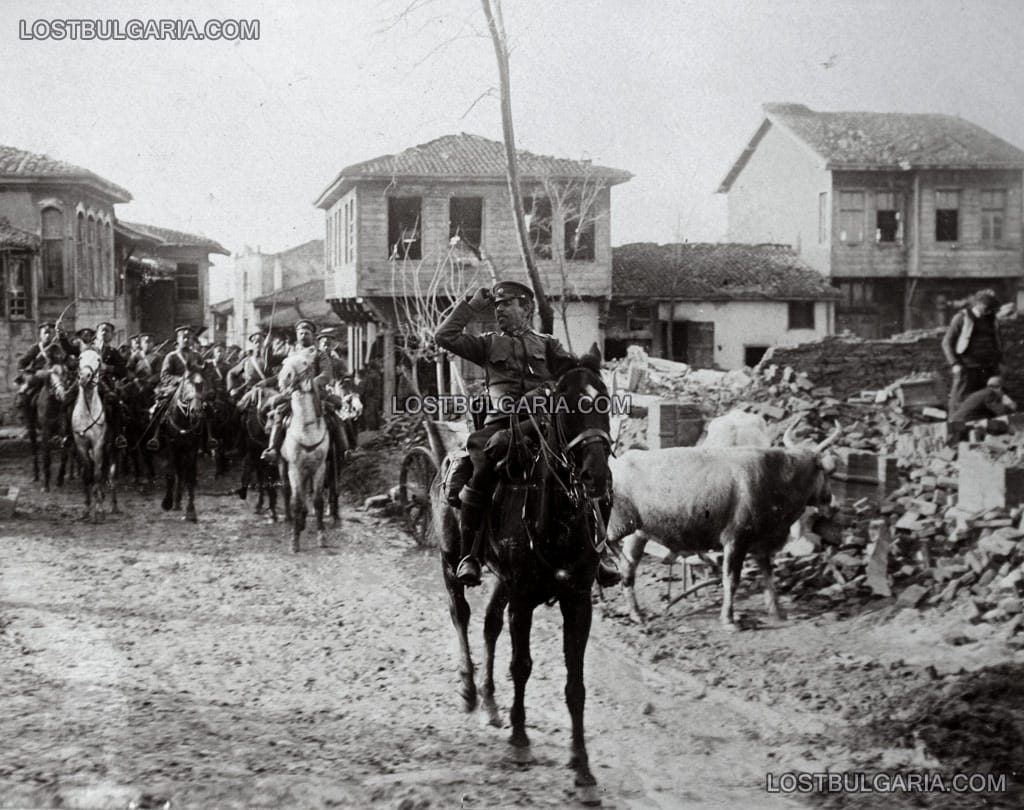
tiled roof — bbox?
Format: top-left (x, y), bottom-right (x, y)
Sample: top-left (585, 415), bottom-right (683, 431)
top-left (719, 104), bottom-right (1024, 191)
top-left (612, 242), bottom-right (842, 301)
top-left (316, 133), bottom-right (632, 208)
top-left (252, 278), bottom-right (324, 307)
top-left (0, 144), bottom-right (132, 201)
top-left (0, 217), bottom-right (40, 250)
top-left (117, 219), bottom-right (229, 255)
top-left (209, 298), bottom-right (234, 314)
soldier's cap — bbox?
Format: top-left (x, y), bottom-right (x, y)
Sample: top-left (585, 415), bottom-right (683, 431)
top-left (95, 321), bottom-right (116, 332)
top-left (988, 376), bottom-right (1004, 389)
top-left (38, 321), bottom-right (56, 331)
top-left (295, 319), bottom-right (317, 334)
top-left (138, 332), bottom-right (153, 340)
top-left (212, 341), bottom-right (226, 349)
top-left (247, 331), bottom-right (265, 344)
top-left (129, 333), bottom-right (140, 342)
top-left (174, 324), bottom-right (194, 335)
top-left (492, 280), bottom-right (534, 304)
top-left (76, 328), bottom-right (96, 342)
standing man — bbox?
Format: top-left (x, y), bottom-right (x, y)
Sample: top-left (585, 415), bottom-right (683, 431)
top-left (359, 360), bottom-right (383, 431)
top-left (434, 281), bottom-right (620, 588)
top-left (942, 289), bottom-right (1003, 415)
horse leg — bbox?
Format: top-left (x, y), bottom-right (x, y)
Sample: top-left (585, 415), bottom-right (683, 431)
top-left (185, 447), bottom-right (198, 522)
top-left (290, 468), bottom-right (304, 553)
top-left (108, 449), bottom-right (120, 515)
top-left (442, 548), bottom-right (477, 712)
top-left (507, 598), bottom-right (535, 763)
top-left (57, 431), bottom-right (69, 488)
top-left (80, 448), bottom-right (93, 520)
top-left (280, 461), bottom-right (293, 523)
top-left (28, 424), bottom-right (40, 482)
top-left (266, 462), bottom-right (278, 522)
top-left (161, 445), bottom-right (175, 511)
top-left (313, 461), bottom-right (327, 548)
top-left (560, 592), bottom-right (599, 803)
top-left (481, 579), bottom-right (509, 727)
top-left (40, 423), bottom-right (52, 492)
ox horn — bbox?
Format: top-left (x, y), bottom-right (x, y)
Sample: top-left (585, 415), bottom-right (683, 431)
top-left (782, 418), bottom-right (802, 449)
top-left (816, 420), bottom-right (843, 453)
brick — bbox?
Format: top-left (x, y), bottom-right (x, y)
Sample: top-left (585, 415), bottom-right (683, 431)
top-left (998, 597), bottom-right (1023, 615)
top-left (978, 534), bottom-right (1020, 559)
top-left (896, 584), bottom-right (929, 608)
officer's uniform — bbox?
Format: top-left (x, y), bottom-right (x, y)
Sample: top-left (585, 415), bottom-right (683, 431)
top-left (434, 281), bottom-right (581, 586)
top-left (16, 325), bottom-right (67, 422)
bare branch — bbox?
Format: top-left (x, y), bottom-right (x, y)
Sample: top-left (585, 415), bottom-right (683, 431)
top-left (460, 87), bottom-right (497, 120)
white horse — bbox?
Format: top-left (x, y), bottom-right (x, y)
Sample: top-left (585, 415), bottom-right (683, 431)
top-left (72, 348), bottom-right (118, 519)
top-left (278, 348), bottom-right (330, 552)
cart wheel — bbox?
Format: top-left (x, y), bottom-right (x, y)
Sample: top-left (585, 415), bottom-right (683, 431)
top-left (400, 447), bottom-right (439, 547)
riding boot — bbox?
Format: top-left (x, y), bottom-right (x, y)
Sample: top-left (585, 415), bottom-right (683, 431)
top-left (596, 548), bottom-right (622, 588)
top-left (262, 419), bottom-right (284, 463)
top-left (455, 485), bottom-right (488, 587)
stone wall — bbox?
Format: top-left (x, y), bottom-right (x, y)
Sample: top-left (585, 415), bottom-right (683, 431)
top-left (761, 315), bottom-right (1024, 404)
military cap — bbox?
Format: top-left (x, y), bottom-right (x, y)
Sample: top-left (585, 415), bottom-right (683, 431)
top-left (38, 321), bottom-right (56, 331)
top-left (247, 331), bottom-right (265, 344)
top-left (174, 324), bottom-right (193, 335)
top-left (138, 331), bottom-right (153, 340)
top-left (295, 319), bottom-right (318, 334)
top-left (76, 328), bottom-right (96, 343)
top-left (129, 333), bottom-right (140, 341)
top-left (212, 341), bottom-right (226, 349)
top-left (492, 280), bottom-right (534, 303)
top-left (95, 321), bottom-right (116, 332)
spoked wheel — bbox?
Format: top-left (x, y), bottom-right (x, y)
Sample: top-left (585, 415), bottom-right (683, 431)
top-left (399, 447), bottom-right (439, 547)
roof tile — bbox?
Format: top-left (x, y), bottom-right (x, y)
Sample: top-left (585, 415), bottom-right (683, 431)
top-left (0, 144), bottom-right (132, 201)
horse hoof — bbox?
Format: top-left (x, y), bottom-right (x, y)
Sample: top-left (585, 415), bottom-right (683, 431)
top-left (576, 783), bottom-right (601, 806)
top-left (317, 532), bottom-right (327, 548)
top-left (161, 497), bottom-right (173, 511)
top-left (185, 512), bottom-right (198, 523)
top-left (508, 744), bottom-right (533, 765)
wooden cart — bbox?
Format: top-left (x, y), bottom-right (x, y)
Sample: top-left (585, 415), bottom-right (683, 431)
top-left (398, 419), bottom-right (470, 547)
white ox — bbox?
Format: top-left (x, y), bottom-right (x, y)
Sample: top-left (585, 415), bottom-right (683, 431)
top-left (608, 419), bottom-right (841, 628)
top-left (701, 410), bottom-right (771, 449)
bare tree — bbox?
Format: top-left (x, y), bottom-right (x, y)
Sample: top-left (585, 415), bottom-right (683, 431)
top-left (389, 233), bottom-right (496, 396)
top-left (480, 0), bottom-right (554, 334)
top-left (529, 170), bottom-right (608, 351)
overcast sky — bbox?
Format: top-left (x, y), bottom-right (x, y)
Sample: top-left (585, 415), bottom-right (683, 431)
top-left (4, 0), bottom-right (1024, 297)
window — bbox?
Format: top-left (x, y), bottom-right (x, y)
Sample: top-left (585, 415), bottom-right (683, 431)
top-left (838, 191), bottom-right (864, 245)
top-left (935, 190), bottom-right (959, 242)
top-left (981, 190), bottom-right (1005, 244)
top-left (788, 301), bottom-right (815, 330)
top-left (388, 197), bottom-right (421, 260)
top-left (346, 199), bottom-right (355, 263)
top-left (40, 207), bottom-right (64, 295)
top-left (76, 212), bottom-right (86, 289)
top-left (564, 215), bottom-right (595, 261)
top-left (449, 197), bottom-right (483, 256)
top-left (5, 257), bottom-right (30, 317)
top-left (818, 192), bottom-right (828, 243)
top-left (744, 346), bottom-right (769, 367)
top-left (176, 262), bottom-right (200, 300)
top-left (875, 191), bottom-right (900, 243)
top-left (625, 304), bottom-right (649, 332)
top-left (522, 195), bottom-right (552, 259)
top-left (326, 213), bottom-right (333, 267)
top-left (88, 216), bottom-right (98, 295)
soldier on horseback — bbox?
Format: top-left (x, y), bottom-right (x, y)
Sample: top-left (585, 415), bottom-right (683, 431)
top-left (16, 322), bottom-right (67, 429)
top-left (435, 280), bottom-right (621, 588)
top-left (62, 321), bottom-right (129, 449)
top-left (261, 319), bottom-right (346, 464)
top-left (146, 325), bottom-right (204, 450)
top-left (227, 331), bottom-right (276, 405)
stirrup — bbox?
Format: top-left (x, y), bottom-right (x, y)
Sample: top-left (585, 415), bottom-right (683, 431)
top-left (596, 558), bottom-right (621, 588)
top-left (115, 435), bottom-right (128, 449)
top-left (456, 556), bottom-right (482, 587)
top-left (146, 438), bottom-right (159, 452)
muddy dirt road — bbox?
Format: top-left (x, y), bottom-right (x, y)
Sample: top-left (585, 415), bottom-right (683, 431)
top-left (1, 442), bottom-right (1022, 809)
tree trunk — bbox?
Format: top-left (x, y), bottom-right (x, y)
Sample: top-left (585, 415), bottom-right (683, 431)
top-left (480, 0), bottom-right (554, 334)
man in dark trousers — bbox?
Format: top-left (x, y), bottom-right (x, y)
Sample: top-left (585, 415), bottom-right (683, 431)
top-left (435, 280), bottom-right (620, 588)
top-left (942, 289), bottom-right (1003, 415)
top-left (16, 322), bottom-right (66, 428)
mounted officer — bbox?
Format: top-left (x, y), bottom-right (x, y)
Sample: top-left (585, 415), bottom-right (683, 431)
top-left (435, 280), bottom-right (620, 588)
top-left (227, 331), bottom-right (276, 406)
top-left (146, 325), bottom-right (204, 450)
top-left (261, 319), bottom-right (345, 464)
top-left (81, 321), bottom-right (129, 449)
top-left (15, 322), bottom-right (67, 426)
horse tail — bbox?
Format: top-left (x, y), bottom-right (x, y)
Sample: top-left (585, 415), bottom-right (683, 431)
top-left (424, 419), bottom-right (447, 466)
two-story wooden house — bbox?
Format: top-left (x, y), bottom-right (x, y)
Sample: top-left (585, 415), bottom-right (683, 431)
top-left (0, 144), bottom-right (131, 420)
top-left (314, 133), bottom-right (631, 403)
top-left (718, 103), bottom-right (1024, 338)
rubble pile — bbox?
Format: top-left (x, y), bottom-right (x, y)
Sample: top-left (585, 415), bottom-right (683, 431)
top-left (606, 342), bottom-right (1024, 641)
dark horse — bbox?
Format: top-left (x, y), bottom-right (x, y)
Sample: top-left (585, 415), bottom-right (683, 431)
top-left (237, 386), bottom-right (279, 521)
top-left (430, 346), bottom-right (613, 806)
top-left (25, 364), bottom-right (72, 491)
top-left (156, 369), bottom-right (206, 522)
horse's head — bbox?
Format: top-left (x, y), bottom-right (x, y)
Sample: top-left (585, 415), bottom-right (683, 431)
top-left (78, 349), bottom-right (102, 388)
top-left (278, 349), bottom-right (316, 393)
top-left (178, 369), bottom-right (206, 412)
top-left (552, 343), bottom-right (612, 498)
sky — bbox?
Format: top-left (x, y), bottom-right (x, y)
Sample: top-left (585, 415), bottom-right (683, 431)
top-left (4, 0), bottom-right (1024, 300)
